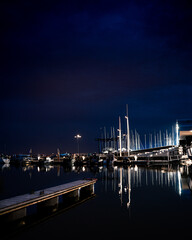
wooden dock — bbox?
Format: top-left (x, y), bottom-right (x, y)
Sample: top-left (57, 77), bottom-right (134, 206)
top-left (0, 179), bottom-right (97, 218)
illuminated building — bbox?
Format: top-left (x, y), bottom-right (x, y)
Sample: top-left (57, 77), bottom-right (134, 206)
top-left (178, 119), bottom-right (192, 146)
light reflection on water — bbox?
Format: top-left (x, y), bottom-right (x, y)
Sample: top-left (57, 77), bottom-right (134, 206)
top-left (0, 164), bottom-right (191, 201)
top-left (1, 163), bottom-right (192, 238)
top-left (101, 166), bottom-right (183, 195)
top-left (99, 165), bottom-right (189, 210)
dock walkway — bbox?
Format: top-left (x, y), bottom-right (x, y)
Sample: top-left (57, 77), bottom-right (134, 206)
top-left (0, 179), bottom-right (97, 216)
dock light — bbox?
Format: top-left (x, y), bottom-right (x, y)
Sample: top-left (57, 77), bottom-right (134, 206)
top-left (74, 134), bottom-right (81, 139)
top-left (74, 134), bottom-right (82, 155)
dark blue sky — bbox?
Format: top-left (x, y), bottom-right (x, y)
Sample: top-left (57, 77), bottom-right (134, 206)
top-left (1, 0), bottom-right (192, 154)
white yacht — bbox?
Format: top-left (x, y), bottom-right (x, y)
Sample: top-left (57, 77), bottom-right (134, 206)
top-left (44, 156), bottom-right (54, 164)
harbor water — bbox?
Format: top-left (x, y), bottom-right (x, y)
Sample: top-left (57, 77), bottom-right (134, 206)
top-left (1, 163), bottom-right (192, 239)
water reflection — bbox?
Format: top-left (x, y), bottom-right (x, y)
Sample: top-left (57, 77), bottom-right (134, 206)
top-left (1, 163), bottom-right (192, 239)
top-left (1, 163), bottom-right (10, 171)
top-left (1, 163), bottom-right (192, 209)
top-left (99, 164), bottom-right (192, 209)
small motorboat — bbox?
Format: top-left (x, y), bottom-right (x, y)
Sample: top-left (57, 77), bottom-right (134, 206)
top-left (44, 157), bottom-right (54, 164)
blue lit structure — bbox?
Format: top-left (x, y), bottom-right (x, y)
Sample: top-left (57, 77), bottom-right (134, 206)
top-left (177, 119), bottom-right (192, 146)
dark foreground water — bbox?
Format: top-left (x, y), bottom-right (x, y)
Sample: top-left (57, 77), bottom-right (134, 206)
top-left (1, 163), bottom-right (192, 239)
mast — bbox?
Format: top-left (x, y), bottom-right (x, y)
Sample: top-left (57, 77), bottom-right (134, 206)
top-left (125, 104), bottom-right (130, 156)
top-left (166, 129), bottom-right (168, 146)
top-left (131, 130), bottom-right (135, 150)
top-left (154, 132), bottom-right (157, 148)
top-left (138, 134), bottom-right (140, 150)
top-left (135, 130), bottom-right (138, 150)
top-left (118, 116), bottom-right (122, 157)
top-left (104, 127), bottom-right (107, 151)
top-left (111, 127), bottom-right (113, 150)
top-left (113, 126), bottom-right (116, 151)
top-left (163, 133), bottom-right (165, 146)
top-left (149, 133), bottom-right (152, 148)
top-left (57, 148), bottom-right (60, 162)
top-left (159, 130), bottom-right (162, 147)
top-left (176, 121), bottom-right (179, 146)
top-left (172, 125), bottom-right (174, 145)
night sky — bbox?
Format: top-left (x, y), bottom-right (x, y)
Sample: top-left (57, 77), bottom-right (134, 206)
top-left (1, 0), bottom-right (192, 154)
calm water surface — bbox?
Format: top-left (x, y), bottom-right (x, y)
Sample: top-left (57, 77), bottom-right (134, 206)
top-left (1, 163), bottom-right (192, 239)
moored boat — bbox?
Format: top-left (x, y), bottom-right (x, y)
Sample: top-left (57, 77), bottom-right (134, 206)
top-left (2, 158), bottom-right (10, 164)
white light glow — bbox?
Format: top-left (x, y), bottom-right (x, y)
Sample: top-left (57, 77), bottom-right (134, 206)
top-left (177, 171), bottom-right (182, 196)
top-left (74, 134), bottom-right (82, 139)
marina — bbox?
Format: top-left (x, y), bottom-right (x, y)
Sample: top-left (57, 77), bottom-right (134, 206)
top-left (1, 113), bottom-right (192, 167)
top-left (1, 114), bottom-right (191, 239)
top-left (0, 144), bottom-right (190, 167)
top-left (1, 0), bottom-right (192, 239)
